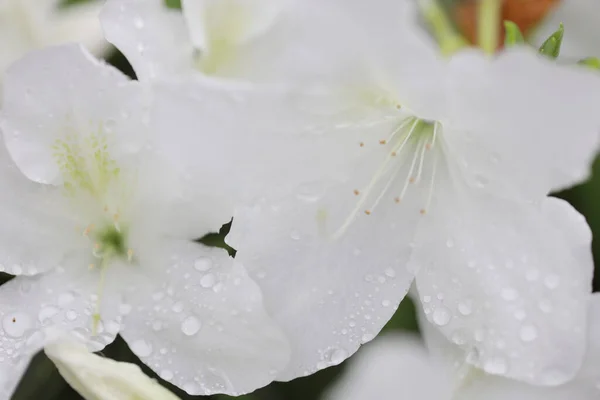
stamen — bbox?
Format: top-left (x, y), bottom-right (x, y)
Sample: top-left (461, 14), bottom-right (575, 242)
top-left (353, 190), bottom-right (360, 196)
top-left (82, 224), bottom-right (94, 237)
top-left (92, 258), bottom-right (108, 335)
top-left (333, 119), bottom-right (420, 239)
top-left (397, 140), bottom-right (425, 202)
top-left (414, 137), bottom-right (429, 183)
top-left (386, 117), bottom-right (414, 144)
top-left (379, 139), bottom-right (387, 145)
top-left (364, 210), bottom-right (372, 215)
top-left (421, 152), bottom-right (439, 216)
top-left (359, 142), bottom-right (365, 147)
top-left (127, 249), bottom-right (134, 262)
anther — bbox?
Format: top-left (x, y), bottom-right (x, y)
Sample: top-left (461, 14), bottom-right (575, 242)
top-left (83, 224), bottom-right (94, 236)
top-left (409, 177), bottom-right (416, 184)
top-left (391, 151), bottom-right (397, 157)
top-left (379, 139), bottom-right (387, 145)
top-left (353, 190), bottom-right (360, 196)
top-left (364, 210), bottom-right (372, 215)
top-left (420, 209), bottom-right (427, 215)
top-left (89, 263), bottom-right (95, 270)
top-left (359, 142), bottom-right (365, 147)
top-left (127, 249), bottom-right (134, 262)
top-left (394, 197), bottom-right (401, 203)
top-left (425, 143), bottom-right (432, 150)
top-left (395, 104), bottom-right (401, 110)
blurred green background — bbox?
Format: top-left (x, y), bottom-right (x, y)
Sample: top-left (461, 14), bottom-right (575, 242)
top-left (5, 0), bottom-right (599, 399)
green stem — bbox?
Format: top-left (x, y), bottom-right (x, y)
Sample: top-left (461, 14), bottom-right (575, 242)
top-left (477, 0), bottom-right (502, 54)
top-left (419, 0), bottom-right (468, 56)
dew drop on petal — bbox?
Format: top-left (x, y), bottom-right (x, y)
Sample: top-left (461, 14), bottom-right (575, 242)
top-left (181, 316), bottom-right (202, 336)
top-left (519, 324), bottom-right (538, 342)
top-left (65, 310), bottom-right (78, 321)
top-left (58, 292), bottom-right (75, 307)
top-left (194, 257), bottom-right (212, 272)
top-left (160, 370), bottom-right (174, 380)
top-left (133, 17), bottom-right (145, 29)
top-left (290, 230), bottom-right (301, 240)
top-left (432, 307), bottom-right (451, 326)
top-left (483, 357), bottom-right (508, 375)
top-left (544, 274), bottom-right (560, 290)
top-left (2, 312), bottom-right (32, 338)
top-left (38, 306), bottom-right (59, 323)
top-left (130, 339), bottom-right (153, 357)
top-left (458, 300), bottom-right (473, 316)
top-left (200, 274), bottom-right (216, 288)
top-left (500, 288), bottom-right (519, 301)
top-left (172, 302), bottom-right (184, 313)
top-left (328, 348), bottom-right (347, 365)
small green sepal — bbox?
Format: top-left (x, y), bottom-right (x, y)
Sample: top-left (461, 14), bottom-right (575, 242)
top-left (578, 57), bottom-right (600, 71)
top-left (539, 23), bottom-right (564, 59)
top-left (503, 21), bottom-right (524, 47)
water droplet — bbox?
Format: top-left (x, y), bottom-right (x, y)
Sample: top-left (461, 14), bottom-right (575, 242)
top-left (194, 257), bottom-right (212, 272)
top-left (474, 174), bottom-right (489, 188)
top-left (133, 17), bottom-right (145, 29)
top-left (520, 324), bottom-right (538, 342)
top-left (160, 369), bottom-right (174, 380)
top-left (544, 274), bottom-right (560, 289)
top-left (38, 306), bottom-right (59, 323)
top-left (2, 312), bottom-right (32, 338)
top-left (381, 300), bottom-right (391, 307)
top-left (130, 339), bottom-right (153, 357)
top-left (328, 348), bottom-right (347, 365)
top-left (422, 295), bottom-right (431, 303)
top-left (432, 307), bottom-right (451, 326)
top-left (200, 273), bottom-right (216, 288)
top-left (172, 302), bottom-right (184, 313)
top-left (539, 299), bottom-right (553, 313)
top-left (58, 292), bottom-right (75, 307)
top-left (483, 357), bottom-right (508, 375)
top-left (501, 288), bottom-right (519, 301)
top-left (384, 268), bottom-right (396, 278)
top-left (458, 300), bottom-right (473, 316)
top-left (446, 239), bottom-right (455, 248)
top-left (119, 303), bottom-right (132, 315)
top-left (290, 230), bottom-right (301, 240)
top-left (66, 310), bottom-right (78, 321)
top-left (361, 333), bottom-right (375, 343)
top-left (181, 316), bottom-right (202, 336)
top-left (514, 310), bottom-right (527, 321)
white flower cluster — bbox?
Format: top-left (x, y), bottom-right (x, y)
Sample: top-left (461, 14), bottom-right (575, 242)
top-left (0, 0), bottom-right (599, 399)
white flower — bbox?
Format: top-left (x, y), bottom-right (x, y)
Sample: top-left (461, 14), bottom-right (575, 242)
top-left (532, 0), bottom-right (600, 59)
top-left (207, 0), bottom-right (600, 385)
top-left (0, 44), bottom-right (289, 398)
top-left (0, 0), bottom-right (108, 87)
top-left (99, 0), bottom-right (357, 84)
top-left (45, 338), bottom-right (180, 400)
top-left (325, 293), bottom-right (600, 400)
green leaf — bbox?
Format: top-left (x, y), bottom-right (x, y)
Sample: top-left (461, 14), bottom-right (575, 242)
top-left (165, 0), bottom-right (182, 9)
top-left (503, 21), bottom-right (524, 47)
top-left (539, 23), bottom-right (564, 59)
top-left (578, 57), bottom-right (600, 71)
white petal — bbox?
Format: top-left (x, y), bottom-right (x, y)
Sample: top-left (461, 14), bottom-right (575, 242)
top-left (328, 0), bottom-right (446, 120)
top-left (446, 48), bottom-right (600, 199)
top-left (0, 268), bottom-right (120, 398)
top-left (0, 140), bottom-right (79, 276)
top-left (532, 0), bottom-right (600, 59)
top-left (412, 191), bottom-right (593, 385)
top-left (324, 333), bottom-right (451, 400)
top-left (118, 241), bottom-right (290, 396)
top-left (48, 1), bottom-right (110, 57)
top-left (100, 0), bottom-right (195, 81)
top-left (228, 158), bottom-right (424, 379)
top-left (45, 340), bottom-right (180, 400)
top-left (181, 0), bottom-right (285, 51)
top-left (1, 43), bottom-right (147, 184)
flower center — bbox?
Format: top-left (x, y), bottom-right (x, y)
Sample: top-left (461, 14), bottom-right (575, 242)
top-left (335, 113), bottom-right (442, 237)
top-left (52, 125), bottom-right (135, 333)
